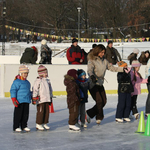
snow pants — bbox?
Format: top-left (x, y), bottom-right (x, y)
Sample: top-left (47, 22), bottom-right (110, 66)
top-left (78, 103), bottom-right (86, 124)
top-left (13, 103), bottom-right (29, 131)
top-left (116, 93), bottom-right (131, 118)
top-left (131, 95), bottom-right (138, 115)
top-left (87, 85), bottom-right (107, 120)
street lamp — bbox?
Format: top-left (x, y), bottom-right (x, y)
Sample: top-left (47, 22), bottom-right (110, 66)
top-left (2, 0), bottom-right (6, 55)
top-left (77, 7), bottom-right (81, 42)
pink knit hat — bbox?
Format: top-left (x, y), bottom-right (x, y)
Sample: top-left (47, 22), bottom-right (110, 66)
top-left (38, 65), bottom-right (47, 77)
top-left (131, 60), bottom-right (141, 67)
top-left (19, 65), bottom-right (29, 74)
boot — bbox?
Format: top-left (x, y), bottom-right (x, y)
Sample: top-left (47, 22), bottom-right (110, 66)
top-left (134, 113), bottom-right (139, 120)
top-left (124, 118), bottom-right (131, 122)
top-left (15, 128), bottom-right (22, 132)
top-left (36, 124), bottom-right (44, 131)
top-left (116, 118), bottom-right (123, 123)
top-left (43, 124), bottom-right (50, 130)
top-left (23, 127), bottom-right (30, 132)
top-left (69, 125), bottom-right (80, 131)
top-left (81, 123), bottom-right (87, 128)
top-left (96, 120), bottom-right (101, 124)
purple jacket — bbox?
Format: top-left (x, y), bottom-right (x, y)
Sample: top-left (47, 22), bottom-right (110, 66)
top-left (130, 70), bottom-right (147, 96)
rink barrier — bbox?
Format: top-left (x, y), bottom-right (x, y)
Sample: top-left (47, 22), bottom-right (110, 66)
top-left (4, 89), bottom-right (148, 97)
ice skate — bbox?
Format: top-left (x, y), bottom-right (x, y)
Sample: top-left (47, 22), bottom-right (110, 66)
top-left (124, 118), bottom-right (131, 122)
top-left (96, 120), bottom-right (101, 125)
top-left (43, 124), bottom-right (50, 130)
top-left (69, 125), bottom-right (80, 132)
top-left (15, 128), bottom-right (22, 132)
top-left (86, 112), bottom-right (91, 123)
top-left (36, 124), bottom-right (44, 131)
top-left (145, 113), bottom-right (150, 118)
top-left (134, 113), bottom-right (139, 120)
top-left (115, 118), bottom-right (123, 123)
top-left (81, 123), bottom-right (87, 128)
top-left (23, 127), bottom-right (30, 132)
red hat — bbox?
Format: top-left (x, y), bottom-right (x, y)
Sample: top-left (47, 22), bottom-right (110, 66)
top-left (31, 46), bottom-right (37, 52)
top-left (67, 69), bottom-right (77, 79)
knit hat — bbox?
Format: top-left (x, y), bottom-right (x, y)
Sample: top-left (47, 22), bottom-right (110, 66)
top-left (67, 69), bottom-right (77, 80)
top-left (77, 69), bottom-right (86, 78)
top-left (108, 40), bottom-right (113, 45)
top-left (131, 60), bottom-right (141, 67)
top-left (118, 61), bottom-right (127, 67)
top-left (19, 65), bottom-right (29, 74)
top-left (41, 39), bottom-right (47, 45)
top-left (72, 38), bottom-right (78, 43)
top-left (38, 65), bottom-right (47, 77)
top-left (133, 48), bottom-right (139, 54)
top-left (31, 46), bottom-right (37, 52)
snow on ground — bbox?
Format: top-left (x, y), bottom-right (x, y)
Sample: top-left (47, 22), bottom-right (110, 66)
top-left (0, 94), bottom-right (150, 150)
top-left (0, 42), bottom-right (150, 60)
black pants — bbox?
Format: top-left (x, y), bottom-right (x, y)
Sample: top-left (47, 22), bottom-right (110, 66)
top-left (131, 95), bottom-right (138, 115)
top-left (146, 84), bottom-right (150, 114)
top-left (116, 93), bottom-right (131, 118)
top-left (87, 85), bottom-right (107, 120)
top-left (13, 103), bottom-right (29, 131)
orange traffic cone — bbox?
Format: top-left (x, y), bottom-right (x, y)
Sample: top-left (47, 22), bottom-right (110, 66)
top-left (49, 102), bottom-right (54, 113)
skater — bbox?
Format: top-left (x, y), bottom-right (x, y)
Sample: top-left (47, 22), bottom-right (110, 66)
top-left (32, 65), bottom-right (53, 131)
top-left (130, 60), bottom-right (147, 119)
top-left (127, 48), bottom-right (139, 65)
top-left (66, 38), bottom-right (84, 64)
top-left (145, 59), bottom-right (150, 117)
top-left (10, 65), bottom-right (31, 132)
top-left (39, 39), bottom-right (52, 64)
top-left (76, 69), bottom-right (89, 128)
top-left (138, 50), bottom-right (150, 65)
top-left (86, 44), bottom-right (124, 125)
top-left (64, 69), bottom-right (80, 131)
top-left (115, 61), bottom-right (134, 123)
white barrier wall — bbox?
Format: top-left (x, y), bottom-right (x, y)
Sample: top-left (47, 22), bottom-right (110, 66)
top-left (0, 64), bottom-right (148, 97)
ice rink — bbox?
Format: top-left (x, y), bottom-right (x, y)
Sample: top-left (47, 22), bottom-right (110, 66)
top-left (1, 94), bottom-right (150, 150)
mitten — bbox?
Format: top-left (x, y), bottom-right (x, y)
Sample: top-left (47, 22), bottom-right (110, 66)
top-left (148, 76), bottom-right (150, 83)
top-left (90, 75), bottom-right (97, 83)
top-left (49, 97), bottom-right (53, 105)
top-left (12, 98), bottom-right (19, 107)
top-left (32, 96), bottom-right (39, 105)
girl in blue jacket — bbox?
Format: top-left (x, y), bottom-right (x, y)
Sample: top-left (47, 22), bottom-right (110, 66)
top-left (10, 65), bottom-right (31, 132)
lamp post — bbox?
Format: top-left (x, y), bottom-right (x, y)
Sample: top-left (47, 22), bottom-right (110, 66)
top-left (2, 0), bottom-right (6, 55)
top-left (77, 7), bottom-right (81, 42)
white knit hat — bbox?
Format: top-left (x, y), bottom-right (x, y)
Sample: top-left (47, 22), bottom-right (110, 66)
top-left (133, 48), bottom-right (139, 54)
top-left (131, 60), bottom-right (141, 67)
top-left (41, 39), bottom-right (47, 45)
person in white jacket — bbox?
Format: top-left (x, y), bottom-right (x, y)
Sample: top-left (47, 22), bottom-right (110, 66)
top-left (32, 65), bottom-right (53, 130)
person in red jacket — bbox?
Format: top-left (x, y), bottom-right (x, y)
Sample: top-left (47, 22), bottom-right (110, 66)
top-left (67, 38), bottom-right (84, 64)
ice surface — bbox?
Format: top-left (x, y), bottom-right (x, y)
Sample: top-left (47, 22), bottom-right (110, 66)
top-left (0, 94), bottom-right (150, 150)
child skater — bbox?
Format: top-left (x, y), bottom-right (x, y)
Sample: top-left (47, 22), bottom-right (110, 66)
top-left (115, 61), bottom-right (134, 123)
top-left (32, 65), bottom-right (53, 131)
top-left (64, 69), bottom-right (80, 132)
top-left (10, 65), bottom-right (31, 132)
top-left (130, 60), bottom-right (147, 119)
top-left (76, 69), bottom-right (89, 128)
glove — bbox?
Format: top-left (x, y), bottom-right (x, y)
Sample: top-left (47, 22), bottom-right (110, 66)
top-left (32, 96), bottom-right (39, 105)
top-left (12, 98), bottom-right (19, 107)
top-left (148, 76), bottom-right (150, 83)
top-left (90, 75), bottom-right (97, 83)
top-left (49, 97), bottom-right (53, 105)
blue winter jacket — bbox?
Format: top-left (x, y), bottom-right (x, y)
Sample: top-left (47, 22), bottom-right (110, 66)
top-left (10, 79), bottom-right (31, 104)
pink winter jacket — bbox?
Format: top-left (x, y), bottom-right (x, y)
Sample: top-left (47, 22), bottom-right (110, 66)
top-left (130, 70), bottom-right (147, 96)
top-left (32, 77), bottom-right (53, 104)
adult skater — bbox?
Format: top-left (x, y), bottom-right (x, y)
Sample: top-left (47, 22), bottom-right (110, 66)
top-left (86, 44), bottom-right (124, 125)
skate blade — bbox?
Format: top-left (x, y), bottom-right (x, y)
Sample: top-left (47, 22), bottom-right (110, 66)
top-left (36, 128), bottom-right (44, 131)
top-left (68, 129), bottom-right (81, 132)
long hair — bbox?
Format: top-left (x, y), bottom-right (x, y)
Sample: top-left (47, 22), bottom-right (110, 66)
top-left (132, 67), bottom-right (142, 82)
top-left (93, 44), bottom-right (106, 56)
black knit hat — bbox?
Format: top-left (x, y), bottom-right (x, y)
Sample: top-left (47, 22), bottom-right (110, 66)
top-left (72, 38), bottom-right (78, 43)
top-left (77, 69), bottom-right (86, 78)
top-left (108, 40), bottom-right (113, 45)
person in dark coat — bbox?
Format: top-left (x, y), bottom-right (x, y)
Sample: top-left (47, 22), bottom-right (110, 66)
top-left (20, 46), bottom-right (38, 64)
top-left (64, 69), bottom-right (80, 131)
top-left (66, 38), bottom-right (84, 64)
top-left (105, 40), bottom-right (122, 65)
top-left (39, 39), bottom-right (52, 64)
top-left (82, 49), bottom-right (88, 64)
top-left (138, 50), bottom-right (150, 65)
top-left (115, 61), bottom-right (134, 123)
top-left (127, 48), bottom-right (139, 65)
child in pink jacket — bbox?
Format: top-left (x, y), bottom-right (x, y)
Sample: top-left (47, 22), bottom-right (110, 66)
top-left (32, 65), bottom-right (53, 131)
top-left (130, 60), bottom-right (147, 119)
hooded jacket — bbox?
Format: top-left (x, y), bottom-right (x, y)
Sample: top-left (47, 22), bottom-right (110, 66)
top-left (87, 51), bottom-right (123, 89)
top-left (64, 75), bottom-right (80, 108)
top-left (138, 51), bottom-right (149, 65)
top-left (127, 53), bottom-right (138, 65)
top-left (32, 77), bottom-right (53, 104)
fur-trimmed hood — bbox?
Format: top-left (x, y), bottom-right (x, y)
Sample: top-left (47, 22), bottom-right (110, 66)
top-left (64, 75), bottom-right (75, 86)
top-left (87, 51), bottom-right (104, 61)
